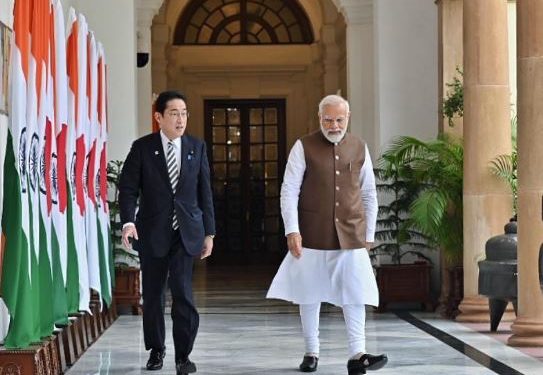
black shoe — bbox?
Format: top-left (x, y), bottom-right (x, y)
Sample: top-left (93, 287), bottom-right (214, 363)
top-left (176, 358), bottom-right (197, 375)
top-left (146, 349), bottom-right (165, 370)
top-left (347, 353), bottom-right (388, 374)
top-left (299, 355), bottom-right (318, 372)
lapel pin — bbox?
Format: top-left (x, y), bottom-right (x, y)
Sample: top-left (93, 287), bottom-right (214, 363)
top-left (154, 151), bottom-right (159, 155)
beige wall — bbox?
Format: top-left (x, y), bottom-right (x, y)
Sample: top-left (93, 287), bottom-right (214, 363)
top-left (166, 45), bottom-right (325, 149)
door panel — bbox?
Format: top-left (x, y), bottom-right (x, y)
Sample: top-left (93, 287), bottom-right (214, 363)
top-left (205, 99), bottom-right (286, 265)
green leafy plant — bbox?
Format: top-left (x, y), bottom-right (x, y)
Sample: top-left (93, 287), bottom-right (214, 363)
top-left (490, 115), bottom-right (518, 214)
top-left (373, 155), bottom-right (433, 265)
top-left (380, 135), bottom-right (464, 264)
top-left (443, 67), bottom-right (464, 127)
top-left (107, 160), bottom-right (139, 267)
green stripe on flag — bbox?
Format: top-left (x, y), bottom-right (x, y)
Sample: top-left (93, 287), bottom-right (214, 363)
top-left (1, 133), bottom-right (39, 348)
top-left (38, 211), bottom-right (54, 337)
top-left (51, 227), bottom-right (68, 325)
top-left (97, 215), bottom-right (111, 306)
top-left (65, 189), bottom-right (80, 313)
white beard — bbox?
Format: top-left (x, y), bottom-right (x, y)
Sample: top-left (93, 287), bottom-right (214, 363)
top-left (320, 125), bottom-right (347, 143)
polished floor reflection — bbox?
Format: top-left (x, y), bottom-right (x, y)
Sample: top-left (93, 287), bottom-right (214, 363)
top-left (66, 266), bottom-right (543, 375)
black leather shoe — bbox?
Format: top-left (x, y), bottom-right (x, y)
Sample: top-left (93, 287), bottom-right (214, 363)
top-left (176, 358), bottom-right (197, 374)
top-left (299, 355), bottom-right (318, 372)
top-left (347, 353), bottom-right (388, 374)
top-left (146, 349), bottom-right (165, 370)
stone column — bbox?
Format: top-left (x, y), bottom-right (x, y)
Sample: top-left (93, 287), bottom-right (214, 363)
top-left (457, 0), bottom-right (513, 322)
top-left (436, 0), bottom-right (463, 137)
top-left (136, 0), bottom-right (164, 137)
top-left (334, 0), bottom-right (377, 155)
top-left (435, 0), bottom-right (464, 317)
top-left (508, 0), bottom-right (543, 347)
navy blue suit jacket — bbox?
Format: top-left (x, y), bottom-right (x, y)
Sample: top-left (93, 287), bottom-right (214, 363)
top-left (118, 132), bottom-right (215, 257)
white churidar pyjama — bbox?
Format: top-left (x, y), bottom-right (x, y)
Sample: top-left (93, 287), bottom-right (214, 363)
top-left (300, 303), bottom-right (366, 357)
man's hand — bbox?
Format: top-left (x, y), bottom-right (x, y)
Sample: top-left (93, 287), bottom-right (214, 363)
top-left (364, 242), bottom-right (374, 251)
top-left (122, 224), bottom-right (139, 249)
top-left (287, 232), bottom-right (303, 258)
top-left (201, 236), bottom-right (214, 259)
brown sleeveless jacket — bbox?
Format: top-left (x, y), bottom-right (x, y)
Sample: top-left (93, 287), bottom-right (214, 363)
top-left (298, 130), bottom-right (366, 250)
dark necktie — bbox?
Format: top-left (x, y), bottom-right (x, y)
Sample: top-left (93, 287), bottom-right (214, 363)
top-left (167, 141), bottom-right (179, 230)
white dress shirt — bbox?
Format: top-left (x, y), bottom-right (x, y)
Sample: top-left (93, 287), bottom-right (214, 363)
top-left (280, 139), bottom-right (378, 243)
top-left (160, 130), bottom-right (182, 174)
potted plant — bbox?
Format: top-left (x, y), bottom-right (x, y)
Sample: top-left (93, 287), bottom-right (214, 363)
top-left (107, 160), bottom-right (141, 315)
top-left (379, 135), bottom-right (464, 317)
top-left (372, 152), bottom-right (435, 312)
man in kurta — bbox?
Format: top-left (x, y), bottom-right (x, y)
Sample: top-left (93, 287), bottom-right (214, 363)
top-left (267, 95), bottom-right (387, 375)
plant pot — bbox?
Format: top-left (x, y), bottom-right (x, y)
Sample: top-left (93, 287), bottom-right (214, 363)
top-left (446, 265), bottom-right (463, 319)
top-left (113, 266), bottom-right (142, 315)
top-left (374, 263), bottom-right (433, 312)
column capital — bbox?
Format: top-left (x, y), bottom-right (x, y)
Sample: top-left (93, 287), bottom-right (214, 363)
top-left (137, 0), bottom-right (164, 54)
top-left (137, 0), bottom-right (164, 28)
top-left (332, 0), bottom-right (373, 25)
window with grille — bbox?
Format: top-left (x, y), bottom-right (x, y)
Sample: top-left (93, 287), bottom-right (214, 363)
top-left (174, 0), bottom-right (314, 45)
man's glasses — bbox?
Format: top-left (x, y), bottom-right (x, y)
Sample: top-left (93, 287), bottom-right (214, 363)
top-left (321, 116), bottom-right (347, 127)
top-left (166, 111), bottom-right (189, 119)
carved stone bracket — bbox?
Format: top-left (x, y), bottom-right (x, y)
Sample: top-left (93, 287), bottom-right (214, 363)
top-left (332, 0), bottom-right (373, 25)
top-left (136, 0), bottom-right (165, 53)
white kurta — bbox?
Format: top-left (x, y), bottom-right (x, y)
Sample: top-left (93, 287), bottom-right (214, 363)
top-left (267, 140), bottom-right (379, 307)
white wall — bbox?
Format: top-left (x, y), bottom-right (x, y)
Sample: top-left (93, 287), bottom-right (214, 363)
top-left (62, 0), bottom-right (138, 162)
top-left (375, 0), bottom-right (438, 153)
top-left (0, 0), bottom-right (14, 26)
top-left (372, 0), bottom-right (440, 290)
top-left (137, 57), bottom-right (153, 137)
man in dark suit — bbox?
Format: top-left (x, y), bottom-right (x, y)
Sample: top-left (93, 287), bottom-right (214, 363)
top-left (119, 90), bottom-right (215, 375)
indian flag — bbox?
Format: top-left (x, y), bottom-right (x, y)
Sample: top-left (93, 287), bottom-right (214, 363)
top-left (67, 8), bottom-right (90, 313)
top-left (96, 43), bottom-right (112, 306)
top-left (1, 0), bottom-right (40, 348)
top-left (85, 32), bottom-right (101, 303)
top-left (48, 0), bottom-right (68, 325)
top-left (64, 7), bottom-right (80, 314)
top-left (32, 0), bottom-right (55, 336)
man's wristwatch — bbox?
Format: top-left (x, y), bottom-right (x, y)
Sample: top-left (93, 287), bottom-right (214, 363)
top-left (207, 234), bottom-right (215, 239)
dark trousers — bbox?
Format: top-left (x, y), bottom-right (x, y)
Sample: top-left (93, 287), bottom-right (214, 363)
top-left (140, 230), bottom-right (199, 362)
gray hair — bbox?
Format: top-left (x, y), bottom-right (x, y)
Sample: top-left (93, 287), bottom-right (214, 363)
top-left (318, 94), bottom-right (350, 114)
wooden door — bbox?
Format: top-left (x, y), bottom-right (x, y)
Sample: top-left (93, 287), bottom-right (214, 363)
top-left (205, 99), bottom-right (286, 265)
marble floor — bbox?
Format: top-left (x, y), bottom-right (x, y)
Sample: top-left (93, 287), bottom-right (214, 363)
top-left (66, 266), bottom-right (543, 375)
